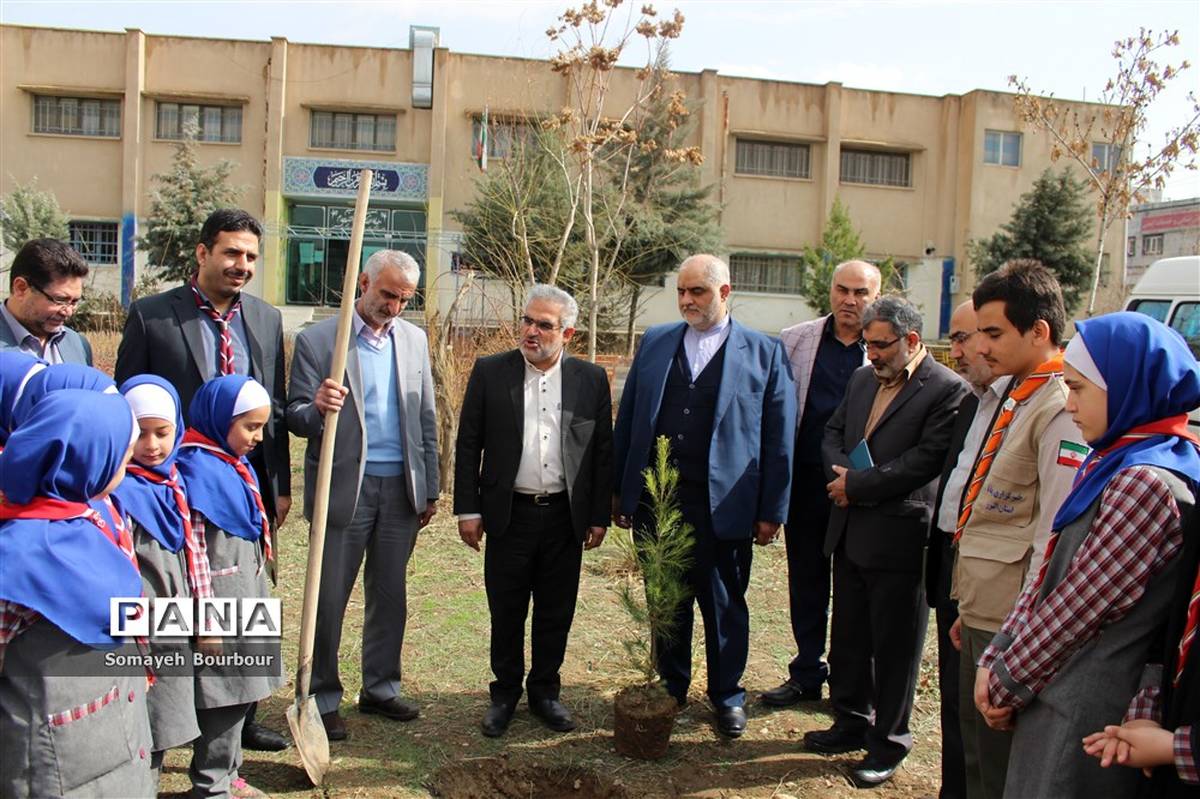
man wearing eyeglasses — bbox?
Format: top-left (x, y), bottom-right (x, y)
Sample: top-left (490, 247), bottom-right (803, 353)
top-left (803, 294), bottom-right (967, 788)
top-left (0, 238), bottom-right (93, 365)
top-left (287, 249), bottom-right (439, 742)
top-left (454, 284), bottom-right (613, 738)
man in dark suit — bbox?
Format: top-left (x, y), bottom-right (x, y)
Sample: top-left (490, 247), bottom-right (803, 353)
top-left (454, 284), bottom-right (613, 737)
top-left (0, 239), bottom-right (93, 365)
top-left (925, 299), bottom-right (997, 799)
top-left (803, 295), bottom-right (967, 788)
top-left (613, 254), bottom-right (796, 739)
top-left (114, 208), bottom-right (291, 751)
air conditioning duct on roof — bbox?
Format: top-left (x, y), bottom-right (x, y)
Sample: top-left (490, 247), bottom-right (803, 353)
top-left (410, 25), bottom-right (439, 109)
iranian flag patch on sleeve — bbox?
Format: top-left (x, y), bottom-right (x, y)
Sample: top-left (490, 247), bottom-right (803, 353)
top-left (1057, 440), bottom-right (1089, 468)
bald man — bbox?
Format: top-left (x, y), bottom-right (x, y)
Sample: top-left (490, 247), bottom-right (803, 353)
top-left (763, 261), bottom-right (879, 708)
top-left (613, 255), bottom-right (795, 738)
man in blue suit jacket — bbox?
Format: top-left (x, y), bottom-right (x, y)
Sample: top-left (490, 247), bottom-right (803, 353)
top-left (613, 254), bottom-right (796, 738)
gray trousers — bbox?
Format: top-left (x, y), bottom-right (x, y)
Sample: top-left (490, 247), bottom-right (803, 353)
top-left (311, 474), bottom-right (419, 715)
top-left (188, 702), bottom-right (248, 798)
top-left (959, 624), bottom-right (1013, 799)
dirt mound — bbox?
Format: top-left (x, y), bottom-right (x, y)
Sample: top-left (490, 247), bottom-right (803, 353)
top-left (430, 758), bottom-right (630, 799)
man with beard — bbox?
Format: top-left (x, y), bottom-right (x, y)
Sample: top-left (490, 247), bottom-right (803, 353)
top-left (287, 250), bottom-right (439, 741)
top-left (613, 255), bottom-right (795, 738)
top-left (923, 299), bottom-right (999, 799)
top-left (0, 238), bottom-right (93, 364)
top-left (454, 284), bottom-right (612, 737)
top-left (763, 260), bottom-right (879, 708)
top-left (115, 208), bottom-right (292, 752)
top-left (803, 295), bottom-right (967, 788)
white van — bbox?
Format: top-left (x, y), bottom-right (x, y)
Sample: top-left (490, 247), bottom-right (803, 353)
top-left (1125, 255), bottom-right (1200, 430)
top-left (1125, 255), bottom-right (1200, 356)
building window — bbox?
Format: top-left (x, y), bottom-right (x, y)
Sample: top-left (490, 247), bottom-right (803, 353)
top-left (32, 95), bottom-right (120, 137)
top-left (470, 117), bottom-right (536, 160)
top-left (1143, 233), bottom-right (1164, 256)
top-left (68, 221), bottom-right (119, 265)
top-left (156, 102), bottom-right (242, 143)
top-left (735, 139), bottom-right (811, 179)
top-left (840, 149), bottom-right (911, 187)
top-left (1092, 142), bottom-right (1121, 174)
top-left (984, 130), bottom-right (1022, 167)
top-left (309, 111), bottom-right (396, 151)
top-left (1127, 236), bottom-right (1136, 257)
top-left (729, 253), bottom-right (803, 294)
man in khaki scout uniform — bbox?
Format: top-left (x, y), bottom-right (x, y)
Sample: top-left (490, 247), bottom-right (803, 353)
top-left (949, 260), bottom-right (1087, 799)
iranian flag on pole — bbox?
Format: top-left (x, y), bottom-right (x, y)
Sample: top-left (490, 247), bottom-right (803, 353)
top-left (475, 106), bottom-right (489, 172)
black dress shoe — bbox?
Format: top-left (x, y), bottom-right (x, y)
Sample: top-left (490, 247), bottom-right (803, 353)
top-left (241, 721), bottom-right (291, 751)
top-left (358, 695), bottom-right (420, 721)
top-left (760, 681), bottom-right (822, 707)
top-left (529, 698), bottom-right (576, 732)
top-left (481, 702), bottom-right (516, 737)
top-left (716, 705), bottom-right (747, 738)
top-left (321, 710), bottom-right (347, 741)
top-left (803, 726), bottom-right (866, 755)
top-left (849, 756), bottom-right (900, 788)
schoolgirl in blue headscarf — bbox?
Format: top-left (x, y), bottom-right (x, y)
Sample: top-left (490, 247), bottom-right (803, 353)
top-left (976, 311), bottom-right (1200, 799)
top-left (0, 351), bottom-right (45, 447)
top-left (174, 375), bottom-right (280, 799)
top-left (10, 362), bottom-right (117, 429)
top-left (0, 390), bottom-right (156, 797)
top-left (113, 375), bottom-right (208, 772)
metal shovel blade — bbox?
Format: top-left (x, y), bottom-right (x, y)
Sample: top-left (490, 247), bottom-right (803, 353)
top-left (286, 695), bottom-right (329, 786)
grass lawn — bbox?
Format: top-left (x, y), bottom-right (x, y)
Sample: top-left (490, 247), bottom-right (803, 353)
top-left (153, 444), bottom-right (946, 798)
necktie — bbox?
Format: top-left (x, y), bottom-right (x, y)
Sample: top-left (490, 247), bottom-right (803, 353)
top-left (190, 280), bottom-right (241, 376)
top-left (954, 353), bottom-right (1064, 543)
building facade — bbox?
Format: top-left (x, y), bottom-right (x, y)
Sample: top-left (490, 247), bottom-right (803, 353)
top-left (1, 23), bottom-right (1129, 335)
top-left (1126, 197), bottom-right (1200, 286)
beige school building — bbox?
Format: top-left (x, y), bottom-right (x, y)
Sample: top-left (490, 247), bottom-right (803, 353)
top-left (0, 23), bottom-right (1128, 336)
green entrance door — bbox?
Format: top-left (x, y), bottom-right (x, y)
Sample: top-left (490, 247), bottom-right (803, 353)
top-left (285, 202), bottom-right (426, 307)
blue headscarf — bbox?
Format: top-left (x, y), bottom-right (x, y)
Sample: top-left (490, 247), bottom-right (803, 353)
top-left (12, 362), bottom-right (116, 429)
top-left (0, 351), bottom-right (45, 444)
top-left (1052, 312), bottom-right (1200, 529)
top-left (176, 375), bottom-right (269, 543)
top-left (111, 375), bottom-right (187, 552)
top-left (0, 390), bottom-right (142, 648)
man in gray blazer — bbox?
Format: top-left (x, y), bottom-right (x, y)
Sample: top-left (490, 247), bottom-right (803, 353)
top-left (803, 295), bottom-right (967, 788)
top-left (287, 249), bottom-right (439, 741)
top-left (0, 239), bottom-right (93, 365)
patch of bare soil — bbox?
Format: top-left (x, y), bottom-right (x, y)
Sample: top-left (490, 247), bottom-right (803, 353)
top-left (429, 757), bottom-right (631, 799)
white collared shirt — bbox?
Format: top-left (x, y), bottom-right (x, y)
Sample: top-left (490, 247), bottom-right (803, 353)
top-left (682, 313), bottom-right (731, 380)
top-left (513, 351), bottom-right (566, 495)
top-left (936, 375), bottom-right (1012, 533)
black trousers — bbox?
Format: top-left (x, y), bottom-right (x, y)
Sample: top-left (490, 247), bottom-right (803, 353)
top-left (829, 546), bottom-right (929, 765)
top-left (783, 462), bottom-right (833, 689)
top-left (484, 495), bottom-right (582, 705)
top-left (929, 528), bottom-right (967, 799)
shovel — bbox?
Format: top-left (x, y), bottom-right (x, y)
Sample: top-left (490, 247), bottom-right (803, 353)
top-left (287, 169), bottom-right (374, 786)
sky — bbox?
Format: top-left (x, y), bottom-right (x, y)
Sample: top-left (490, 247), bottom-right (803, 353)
top-left (4, 0), bottom-right (1198, 199)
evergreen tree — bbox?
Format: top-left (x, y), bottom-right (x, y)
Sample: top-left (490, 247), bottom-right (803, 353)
top-left (969, 168), bottom-right (1094, 313)
top-left (798, 198), bottom-right (901, 316)
top-left (139, 126), bottom-right (240, 283)
top-left (0, 179), bottom-right (69, 253)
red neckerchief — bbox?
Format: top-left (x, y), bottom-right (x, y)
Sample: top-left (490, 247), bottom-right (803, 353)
top-left (179, 429), bottom-right (272, 561)
top-left (126, 463), bottom-right (195, 543)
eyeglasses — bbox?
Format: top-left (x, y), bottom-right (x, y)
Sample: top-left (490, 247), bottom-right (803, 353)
top-left (948, 331), bottom-right (976, 345)
top-left (520, 315), bottom-right (560, 332)
top-left (864, 337), bottom-right (901, 351)
top-left (30, 283), bottom-right (83, 310)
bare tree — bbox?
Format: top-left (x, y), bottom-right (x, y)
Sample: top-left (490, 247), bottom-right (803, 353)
top-left (1010, 28), bottom-right (1200, 314)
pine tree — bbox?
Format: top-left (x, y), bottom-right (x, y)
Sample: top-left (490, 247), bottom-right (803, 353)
top-left (139, 126), bottom-right (240, 283)
top-left (798, 198), bottom-right (900, 315)
top-left (969, 168), bottom-right (1094, 313)
top-left (0, 179), bottom-right (69, 253)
